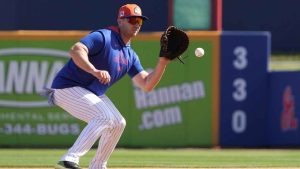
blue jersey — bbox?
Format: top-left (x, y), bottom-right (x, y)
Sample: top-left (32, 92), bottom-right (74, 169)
top-left (51, 26), bottom-right (144, 96)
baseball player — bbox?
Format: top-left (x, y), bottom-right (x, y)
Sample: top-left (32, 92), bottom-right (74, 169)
top-left (51, 4), bottom-right (171, 169)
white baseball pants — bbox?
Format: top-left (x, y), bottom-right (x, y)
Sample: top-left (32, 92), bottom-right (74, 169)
top-left (53, 87), bottom-right (126, 169)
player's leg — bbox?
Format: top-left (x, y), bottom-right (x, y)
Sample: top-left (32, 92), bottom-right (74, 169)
top-left (89, 95), bottom-right (126, 169)
top-left (53, 87), bottom-right (125, 168)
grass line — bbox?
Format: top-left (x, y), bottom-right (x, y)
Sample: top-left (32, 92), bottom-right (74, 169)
top-left (0, 148), bottom-right (300, 168)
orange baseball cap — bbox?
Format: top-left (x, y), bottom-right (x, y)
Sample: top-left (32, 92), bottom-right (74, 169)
top-left (118, 4), bottom-right (148, 20)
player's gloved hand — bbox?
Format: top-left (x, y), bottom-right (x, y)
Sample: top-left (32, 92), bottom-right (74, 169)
top-left (159, 26), bottom-right (189, 64)
top-left (91, 70), bottom-right (111, 84)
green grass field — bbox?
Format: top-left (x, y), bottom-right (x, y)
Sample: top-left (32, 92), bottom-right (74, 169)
top-left (1, 148), bottom-right (300, 168)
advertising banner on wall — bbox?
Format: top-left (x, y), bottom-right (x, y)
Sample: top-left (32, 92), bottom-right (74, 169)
top-left (268, 71), bottom-right (300, 146)
top-left (0, 31), bottom-right (220, 147)
top-left (114, 32), bottom-right (220, 147)
top-left (0, 39), bottom-right (81, 147)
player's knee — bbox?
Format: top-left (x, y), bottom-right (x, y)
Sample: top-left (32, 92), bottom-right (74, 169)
top-left (119, 118), bottom-right (126, 128)
top-left (112, 118), bottom-right (126, 130)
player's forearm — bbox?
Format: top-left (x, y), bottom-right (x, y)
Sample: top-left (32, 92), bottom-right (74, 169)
top-left (69, 43), bottom-right (97, 74)
top-left (143, 58), bottom-right (169, 92)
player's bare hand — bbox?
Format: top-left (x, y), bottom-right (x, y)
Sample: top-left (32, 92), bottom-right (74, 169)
top-left (91, 70), bottom-right (111, 84)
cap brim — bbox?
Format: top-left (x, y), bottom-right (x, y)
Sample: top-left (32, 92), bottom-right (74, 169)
top-left (124, 15), bottom-right (149, 21)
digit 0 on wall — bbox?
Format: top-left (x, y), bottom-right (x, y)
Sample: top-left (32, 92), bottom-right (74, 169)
top-left (219, 31), bottom-right (271, 147)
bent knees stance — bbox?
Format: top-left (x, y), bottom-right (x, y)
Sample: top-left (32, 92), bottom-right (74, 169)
top-left (90, 116), bottom-right (126, 133)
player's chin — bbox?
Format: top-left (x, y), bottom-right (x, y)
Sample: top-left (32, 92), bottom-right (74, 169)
top-left (132, 28), bottom-right (140, 36)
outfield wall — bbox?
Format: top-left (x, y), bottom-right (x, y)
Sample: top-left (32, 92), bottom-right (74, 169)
top-left (0, 30), bottom-right (281, 148)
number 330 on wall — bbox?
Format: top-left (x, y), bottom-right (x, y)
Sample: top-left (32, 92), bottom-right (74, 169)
top-left (220, 32), bottom-right (270, 146)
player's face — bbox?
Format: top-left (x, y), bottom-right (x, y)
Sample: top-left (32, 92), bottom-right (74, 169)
top-left (119, 17), bottom-right (142, 37)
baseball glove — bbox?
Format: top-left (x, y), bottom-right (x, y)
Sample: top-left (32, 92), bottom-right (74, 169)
top-left (159, 26), bottom-right (189, 63)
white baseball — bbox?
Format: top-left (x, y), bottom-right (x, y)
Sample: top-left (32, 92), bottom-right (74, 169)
top-left (195, 48), bottom-right (205, 58)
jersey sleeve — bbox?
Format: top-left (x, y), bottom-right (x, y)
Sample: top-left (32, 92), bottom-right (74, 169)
top-left (80, 31), bottom-right (105, 56)
top-left (128, 52), bottom-right (144, 78)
